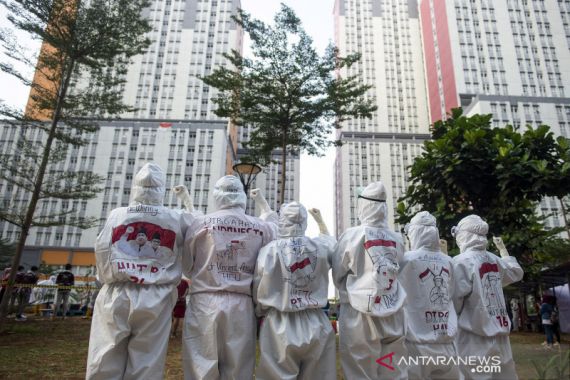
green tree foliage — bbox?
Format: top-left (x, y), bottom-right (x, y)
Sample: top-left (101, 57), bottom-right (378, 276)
top-left (397, 108), bottom-right (570, 275)
top-left (0, 0), bottom-right (152, 328)
top-left (201, 5), bottom-right (377, 203)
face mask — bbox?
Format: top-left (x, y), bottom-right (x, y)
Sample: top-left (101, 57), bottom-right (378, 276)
top-left (451, 226), bottom-right (458, 237)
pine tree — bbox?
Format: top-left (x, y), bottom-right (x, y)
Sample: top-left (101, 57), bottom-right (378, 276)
top-left (201, 5), bottom-right (377, 204)
top-left (0, 0), bottom-right (152, 329)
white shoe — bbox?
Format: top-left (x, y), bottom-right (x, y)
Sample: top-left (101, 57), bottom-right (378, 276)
top-left (553, 342), bottom-right (560, 346)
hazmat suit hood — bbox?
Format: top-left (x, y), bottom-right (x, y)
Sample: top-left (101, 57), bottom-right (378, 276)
top-left (453, 215), bottom-right (488, 253)
top-left (357, 181), bottom-right (388, 227)
top-left (213, 175), bottom-right (247, 210)
top-left (406, 211), bottom-right (440, 251)
top-left (278, 202), bottom-right (307, 238)
top-left (130, 163), bottom-right (165, 206)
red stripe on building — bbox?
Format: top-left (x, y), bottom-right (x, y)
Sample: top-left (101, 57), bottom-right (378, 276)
top-left (420, 0), bottom-right (459, 123)
top-left (420, 0), bottom-right (442, 123)
top-left (434, 0), bottom-right (459, 116)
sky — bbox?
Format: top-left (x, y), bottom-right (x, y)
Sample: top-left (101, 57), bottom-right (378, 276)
top-left (239, 0), bottom-right (336, 237)
top-left (0, 0), bottom-right (337, 237)
top-left (0, 6), bottom-right (40, 110)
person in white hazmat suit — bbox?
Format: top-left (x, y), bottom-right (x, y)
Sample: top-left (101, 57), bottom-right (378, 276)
top-left (332, 181), bottom-right (407, 380)
top-left (182, 175), bottom-right (277, 380)
top-left (86, 163), bottom-right (199, 380)
top-left (451, 215), bottom-right (524, 380)
top-left (399, 211), bottom-right (459, 380)
top-left (253, 203), bottom-right (336, 380)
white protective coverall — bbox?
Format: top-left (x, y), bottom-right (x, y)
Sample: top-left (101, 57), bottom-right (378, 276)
top-left (182, 175), bottom-right (277, 380)
top-left (253, 202), bottom-right (336, 380)
top-left (332, 181), bottom-right (408, 380)
top-left (86, 163), bottom-right (196, 380)
top-left (400, 211), bottom-right (459, 380)
top-left (451, 215), bottom-right (524, 380)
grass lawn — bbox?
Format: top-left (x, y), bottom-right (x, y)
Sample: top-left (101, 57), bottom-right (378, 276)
top-left (0, 317), bottom-right (568, 379)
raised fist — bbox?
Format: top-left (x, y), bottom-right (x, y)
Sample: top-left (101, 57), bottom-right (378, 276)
top-left (250, 188), bottom-right (262, 200)
top-left (173, 185), bottom-right (187, 195)
top-left (492, 236), bottom-right (509, 257)
top-left (172, 185), bottom-right (193, 211)
top-left (309, 208), bottom-right (329, 235)
top-left (308, 208), bottom-right (323, 222)
top-left (249, 188), bottom-right (272, 214)
top-left (492, 236), bottom-right (505, 250)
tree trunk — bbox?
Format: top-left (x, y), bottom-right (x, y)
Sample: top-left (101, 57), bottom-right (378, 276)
top-left (279, 130), bottom-right (287, 206)
top-left (0, 59), bottom-right (75, 331)
top-left (558, 197), bottom-right (570, 239)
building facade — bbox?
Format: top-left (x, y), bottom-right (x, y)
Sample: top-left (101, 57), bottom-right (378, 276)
top-left (419, 0), bottom-right (570, 229)
top-left (0, 119), bottom-right (227, 267)
top-left (0, 0), bottom-right (299, 269)
top-left (334, 0), bottom-right (570, 235)
top-left (333, 0), bottom-right (431, 235)
top-left (105, 0), bottom-right (242, 120)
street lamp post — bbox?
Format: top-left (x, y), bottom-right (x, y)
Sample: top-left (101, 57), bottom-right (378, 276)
top-left (232, 162), bottom-right (262, 195)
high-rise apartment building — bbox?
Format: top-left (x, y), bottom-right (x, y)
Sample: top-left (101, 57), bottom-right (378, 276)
top-left (0, 119), bottom-right (227, 268)
top-left (334, 0), bottom-right (570, 235)
top-left (121, 0), bottom-right (243, 120)
top-left (419, 0), bottom-right (570, 229)
top-left (333, 0), bottom-right (431, 235)
top-left (0, 0), bottom-right (298, 268)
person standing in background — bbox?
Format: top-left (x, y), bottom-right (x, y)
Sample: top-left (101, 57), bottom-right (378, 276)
top-left (15, 266), bottom-right (39, 321)
top-left (8, 266), bottom-right (25, 314)
top-left (52, 263), bottom-right (75, 320)
top-left (171, 278), bottom-right (189, 337)
top-left (0, 267), bottom-right (11, 304)
top-left (540, 296), bottom-right (554, 349)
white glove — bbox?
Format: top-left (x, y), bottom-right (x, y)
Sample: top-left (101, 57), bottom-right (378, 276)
top-left (172, 185), bottom-right (194, 212)
top-left (439, 239), bottom-right (448, 255)
top-left (492, 236), bottom-right (509, 258)
top-left (250, 188), bottom-right (271, 214)
top-left (309, 208), bottom-right (329, 235)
